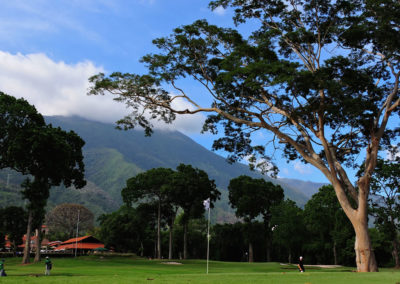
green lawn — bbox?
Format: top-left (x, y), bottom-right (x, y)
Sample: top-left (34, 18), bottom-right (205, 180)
top-left (0, 255), bottom-right (399, 283)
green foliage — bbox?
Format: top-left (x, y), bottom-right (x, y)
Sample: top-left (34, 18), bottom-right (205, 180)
top-left (98, 206), bottom-right (155, 254)
top-left (0, 92), bottom-right (86, 262)
top-left (0, 92), bottom-right (45, 171)
top-left (122, 168), bottom-right (174, 207)
top-left (303, 185), bottom-right (354, 265)
top-left (368, 228), bottom-right (393, 267)
top-left (361, 157), bottom-right (400, 266)
top-left (271, 199), bottom-right (305, 263)
top-left (228, 175), bottom-right (283, 222)
top-left (0, 206), bottom-right (27, 252)
top-left (88, 0), bottom-right (399, 170)
top-left (211, 223), bottom-right (247, 261)
top-left (170, 164), bottom-right (221, 224)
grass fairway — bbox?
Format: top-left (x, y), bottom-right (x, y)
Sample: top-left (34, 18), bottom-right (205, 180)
top-left (0, 255), bottom-right (399, 283)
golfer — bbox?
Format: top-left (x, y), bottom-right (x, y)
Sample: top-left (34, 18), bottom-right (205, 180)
top-left (298, 256), bottom-right (305, 272)
top-left (0, 259), bottom-right (6, 276)
top-left (45, 256), bottom-right (52, 276)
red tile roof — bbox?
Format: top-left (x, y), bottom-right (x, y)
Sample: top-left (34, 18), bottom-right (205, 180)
top-left (61, 235), bottom-right (102, 245)
top-left (61, 235), bottom-right (91, 244)
top-left (54, 243), bottom-right (104, 251)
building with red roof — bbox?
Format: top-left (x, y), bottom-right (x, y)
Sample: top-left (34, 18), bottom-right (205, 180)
top-left (54, 235), bottom-right (104, 253)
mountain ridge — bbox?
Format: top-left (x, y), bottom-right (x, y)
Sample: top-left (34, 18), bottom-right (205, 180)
top-left (0, 116), bottom-right (325, 222)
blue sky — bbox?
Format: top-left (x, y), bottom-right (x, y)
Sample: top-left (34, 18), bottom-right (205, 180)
top-left (0, 0), bottom-right (342, 183)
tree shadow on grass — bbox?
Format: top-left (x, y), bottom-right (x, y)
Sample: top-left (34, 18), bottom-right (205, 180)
top-left (13, 273), bottom-right (78, 277)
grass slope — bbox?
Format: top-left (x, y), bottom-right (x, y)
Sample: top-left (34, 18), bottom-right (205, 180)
top-left (1, 256), bottom-right (399, 283)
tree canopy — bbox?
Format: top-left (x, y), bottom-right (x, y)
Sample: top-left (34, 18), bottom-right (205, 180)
top-left (88, 0), bottom-right (400, 271)
top-left (169, 164), bottom-right (220, 259)
top-left (0, 92), bottom-right (86, 263)
top-left (122, 167), bottom-right (174, 259)
top-left (46, 203), bottom-right (94, 240)
top-left (228, 175), bottom-right (283, 262)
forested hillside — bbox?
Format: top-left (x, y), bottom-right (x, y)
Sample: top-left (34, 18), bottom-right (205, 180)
top-left (0, 116), bottom-right (324, 222)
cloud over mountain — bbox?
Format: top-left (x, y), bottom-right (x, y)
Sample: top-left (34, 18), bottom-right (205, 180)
top-left (0, 51), bottom-right (205, 134)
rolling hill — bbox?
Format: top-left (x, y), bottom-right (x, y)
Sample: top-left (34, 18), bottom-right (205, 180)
top-left (0, 116), bottom-right (325, 222)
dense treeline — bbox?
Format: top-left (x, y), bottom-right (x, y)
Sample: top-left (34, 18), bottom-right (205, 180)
top-left (96, 170), bottom-right (397, 267)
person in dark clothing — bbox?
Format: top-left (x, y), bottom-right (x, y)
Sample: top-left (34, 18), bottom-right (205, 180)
top-left (45, 256), bottom-right (52, 276)
top-left (298, 256), bottom-right (305, 272)
top-left (0, 259), bottom-right (6, 276)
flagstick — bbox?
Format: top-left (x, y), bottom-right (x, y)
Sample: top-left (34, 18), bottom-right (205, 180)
top-left (206, 204), bottom-right (210, 274)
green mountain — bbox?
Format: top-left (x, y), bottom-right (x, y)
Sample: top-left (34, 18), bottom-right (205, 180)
top-left (0, 116), bottom-right (323, 222)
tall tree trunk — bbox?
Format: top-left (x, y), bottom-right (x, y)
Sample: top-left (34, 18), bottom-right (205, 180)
top-left (168, 218), bottom-right (174, 260)
top-left (288, 247), bottom-right (292, 264)
top-left (266, 240), bottom-right (271, 262)
top-left (34, 227), bottom-right (41, 262)
top-left (333, 180), bottom-right (378, 272)
top-left (333, 241), bottom-right (338, 266)
top-left (392, 239), bottom-right (400, 268)
top-left (265, 221), bottom-right (271, 262)
top-left (353, 217), bottom-right (378, 272)
top-left (248, 242), bottom-right (254, 263)
top-left (157, 200), bottom-right (161, 259)
top-left (183, 221), bottom-right (188, 259)
top-left (12, 241), bottom-right (16, 257)
top-left (22, 210), bottom-right (33, 264)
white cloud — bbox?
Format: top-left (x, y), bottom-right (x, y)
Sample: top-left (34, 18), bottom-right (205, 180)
top-left (293, 161), bottom-right (312, 174)
top-left (0, 51), bottom-right (204, 134)
top-left (213, 6), bottom-right (226, 16)
top-left (281, 168), bottom-right (290, 176)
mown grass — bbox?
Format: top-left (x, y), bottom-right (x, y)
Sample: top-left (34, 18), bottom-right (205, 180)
top-left (0, 255), bottom-right (399, 283)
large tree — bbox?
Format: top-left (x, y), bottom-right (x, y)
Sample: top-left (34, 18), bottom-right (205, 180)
top-left (122, 167), bottom-right (174, 259)
top-left (228, 175), bottom-right (283, 262)
top-left (0, 92), bottom-right (86, 263)
top-left (46, 203), bottom-right (94, 240)
top-left (169, 164), bottom-right (220, 259)
top-left (88, 0), bottom-right (400, 271)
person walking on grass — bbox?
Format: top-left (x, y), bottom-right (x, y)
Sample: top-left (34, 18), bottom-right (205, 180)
top-left (0, 259), bottom-right (6, 276)
top-left (298, 256), bottom-right (305, 273)
top-left (45, 256), bottom-right (52, 276)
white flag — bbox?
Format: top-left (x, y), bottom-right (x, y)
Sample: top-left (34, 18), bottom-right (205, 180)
top-left (203, 198), bottom-right (210, 210)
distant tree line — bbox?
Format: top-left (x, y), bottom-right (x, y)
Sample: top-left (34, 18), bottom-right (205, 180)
top-left (96, 166), bottom-right (399, 268)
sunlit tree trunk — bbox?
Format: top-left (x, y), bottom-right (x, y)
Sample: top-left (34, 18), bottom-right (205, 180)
top-left (157, 200), bottom-right (161, 259)
top-left (168, 218), bottom-right (174, 260)
top-left (333, 241), bottom-right (338, 266)
top-left (22, 211), bottom-right (33, 264)
top-left (34, 227), bottom-right (41, 262)
top-left (339, 181), bottom-right (378, 272)
top-left (183, 222), bottom-right (188, 259)
top-left (248, 242), bottom-right (254, 263)
top-left (392, 240), bottom-right (400, 268)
